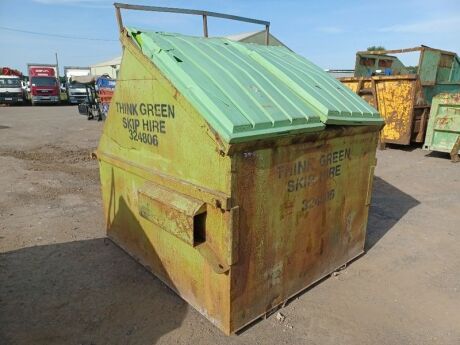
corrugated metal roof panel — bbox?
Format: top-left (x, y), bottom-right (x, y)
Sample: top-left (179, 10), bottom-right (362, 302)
top-left (128, 29), bottom-right (382, 142)
top-left (243, 44), bottom-right (382, 124)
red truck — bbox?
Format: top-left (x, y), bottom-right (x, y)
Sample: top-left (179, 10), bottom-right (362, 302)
top-left (27, 63), bottom-right (60, 105)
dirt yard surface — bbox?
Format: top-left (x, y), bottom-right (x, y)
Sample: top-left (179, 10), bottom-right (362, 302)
top-left (1, 106), bottom-right (459, 345)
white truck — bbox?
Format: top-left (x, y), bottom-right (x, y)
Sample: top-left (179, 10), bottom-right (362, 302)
top-left (64, 66), bottom-right (91, 104)
top-left (0, 75), bottom-right (24, 105)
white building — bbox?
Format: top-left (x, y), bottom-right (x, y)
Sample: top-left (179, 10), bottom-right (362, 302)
top-left (89, 56), bottom-right (121, 79)
top-left (224, 30), bottom-right (288, 48)
top-left (325, 69), bottom-right (355, 79)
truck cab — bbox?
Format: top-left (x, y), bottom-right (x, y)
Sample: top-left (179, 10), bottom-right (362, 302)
top-left (67, 82), bottom-right (90, 104)
top-left (27, 64), bottom-right (60, 105)
top-left (64, 66), bottom-right (92, 104)
top-left (0, 75), bottom-right (24, 105)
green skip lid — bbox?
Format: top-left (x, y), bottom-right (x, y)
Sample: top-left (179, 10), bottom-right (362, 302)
top-left (128, 29), bottom-right (383, 143)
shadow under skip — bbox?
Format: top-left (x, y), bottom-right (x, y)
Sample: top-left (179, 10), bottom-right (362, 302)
top-left (366, 176), bottom-right (420, 250)
top-left (0, 173), bottom-right (421, 344)
top-left (0, 218), bottom-right (187, 345)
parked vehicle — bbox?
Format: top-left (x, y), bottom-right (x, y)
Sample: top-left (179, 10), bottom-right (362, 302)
top-left (1, 67), bottom-right (22, 77)
top-left (72, 75), bottom-right (103, 120)
top-left (75, 74), bottom-right (116, 121)
top-left (95, 74), bottom-right (116, 117)
top-left (0, 75), bottom-right (24, 105)
top-left (64, 66), bottom-right (91, 104)
top-left (0, 67), bottom-right (24, 105)
top-left (27, 63), bottom-right (60, 105)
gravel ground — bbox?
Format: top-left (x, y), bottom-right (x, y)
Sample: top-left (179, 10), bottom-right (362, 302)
top-left (0, 105), bottom-right (459, 345)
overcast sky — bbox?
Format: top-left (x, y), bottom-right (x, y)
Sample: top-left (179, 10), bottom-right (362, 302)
top-left (1, 0), bottom-right (459, 74)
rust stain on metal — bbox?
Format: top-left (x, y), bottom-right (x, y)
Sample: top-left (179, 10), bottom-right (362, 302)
top-left (450, 135), bottom-right (460, 162)
top-left (341, 75), bottom-right (428, 145)
top-left (436, 117), bottom-right (452, 126)
top-left (424, 92), bottom-right (460, 161)
top-left (96, 28), bottom-right (382, 335)
top-left (229, 128), bottom-right (379, 330)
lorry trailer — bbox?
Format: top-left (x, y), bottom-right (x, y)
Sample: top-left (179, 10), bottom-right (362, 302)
top-left (27, 63), bottom-right (60, 105)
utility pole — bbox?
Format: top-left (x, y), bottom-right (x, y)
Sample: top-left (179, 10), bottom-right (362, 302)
top-left (55, 52), bottom-right (60, 83)
top-left (55, 52), bottom-right (61, 97)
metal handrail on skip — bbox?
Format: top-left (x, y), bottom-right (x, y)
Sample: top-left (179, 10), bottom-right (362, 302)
top-left (113, 2), bottom-right (271, 45)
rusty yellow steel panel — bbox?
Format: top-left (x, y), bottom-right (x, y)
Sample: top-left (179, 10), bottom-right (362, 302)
top-left (96, 28), bottom-right (383, 335)
top-left (374, 78), bottom-right (417, 145)
top-left (340, 75), bottom-right (430, 145)
top-left (138, 182), bottom-right (206, 246)
top-left (341, 79), bottom-right (359, 93)
top-left (97, 33), bottom-right (235, 332)
top-left (340, 77), bottom-right (376, 108)
top-left (98, 33), bottom-right (232, 196)
top-left (363, 80), bottom-right (373, 89)
top-left (98, 161), bottom-right (233, 330)
top-left (98, 126), bottom-right (380, 335)
top-left (230, 127), bottom-right (379, 330)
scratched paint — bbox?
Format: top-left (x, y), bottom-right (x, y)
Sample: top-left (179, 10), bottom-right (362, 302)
top-left (341, 76), bottom-right (429, 145)
top-left (375, 78), bottom-right (414, 143)
top-left (96, 30), bottom-right (382, 335)
top-left (423, 92), bottom-right (460, 158)
top-left (230, 127), bottom-right (379, 331)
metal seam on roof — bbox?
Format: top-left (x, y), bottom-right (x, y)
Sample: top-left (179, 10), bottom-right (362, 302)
top-left (220, 41), bottom-right (319, 124)
top-left (225, 42), bottom-right (320, 123)
top-left (224, 44), bottom-right (318, 124)
top-left (276, 56), bottom-right (356, 116)
top-left (173, 36), bottom-right (275, 127)
top-left (167, 35), bottom-right (270, 129)
top-left (148, 34), bottom-right (254, 131)
top-left (166, 37), bottom-right (320, 128)
top-left (138, 33), bottom-right (247, 136)
top-left (254, 50), bottom-right (345, 114)
top-left (126, 29), bottom-right (382, 142)
top-left (241, 44), bottom-right (380, 118)
top-left (285, 55), bottom-right (360, 114)
top-left (243, 49), bottom-right (331, 120)
top-left (221, 45), bottom-right (311, 123)
top-left (286, 52), bottom-right (379, 115)
top-left (204, 42), bottom-right (286, 125)
top-left (282, 51), bottom-right (376, 115)
top-left (245, 47), bottom-right (339, 110)
top-left (139, 30), bottom-right (320, 127)
top-left (276, 50), bottom-right (380, 119)
top-left (206, 40), bottom-right (308, 127)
